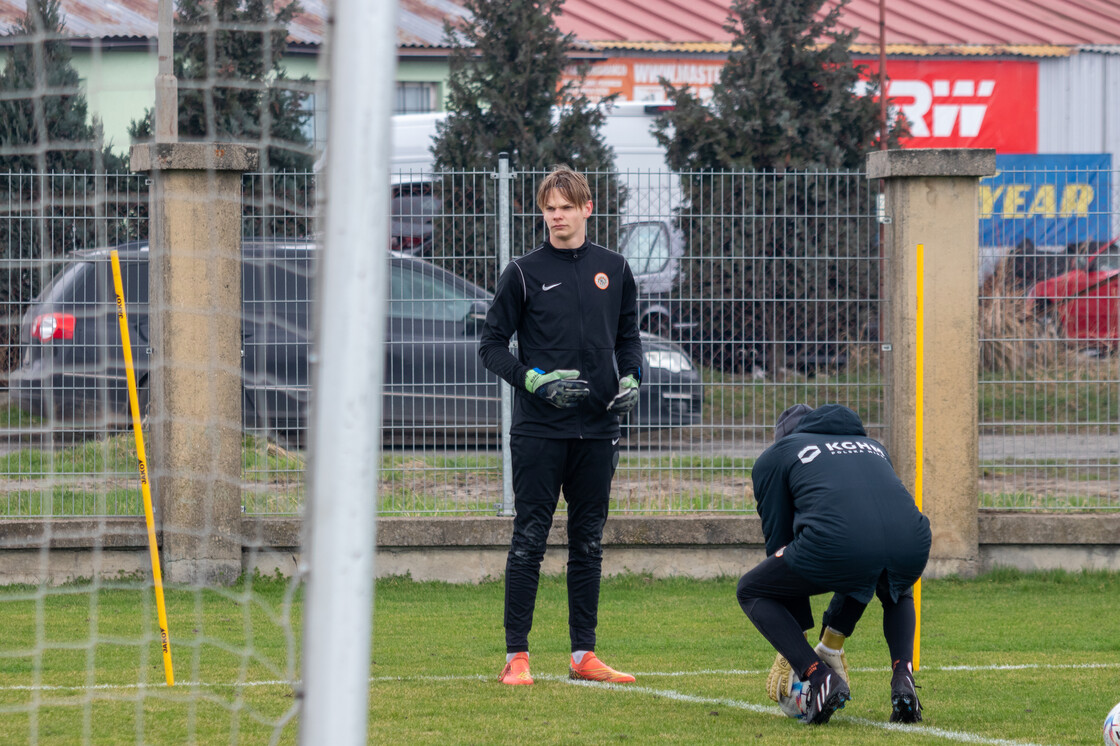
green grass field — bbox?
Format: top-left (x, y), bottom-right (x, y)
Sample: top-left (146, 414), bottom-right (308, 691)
top-left (0, 569), bottom-right (1117, 744)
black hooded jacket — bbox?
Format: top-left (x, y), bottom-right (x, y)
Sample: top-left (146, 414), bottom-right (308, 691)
top-left (751, 404), bottom-right (932, 603)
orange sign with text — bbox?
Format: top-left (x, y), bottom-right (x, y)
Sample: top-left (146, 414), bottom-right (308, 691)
top-left (563, 57), bottom-right (724, 102)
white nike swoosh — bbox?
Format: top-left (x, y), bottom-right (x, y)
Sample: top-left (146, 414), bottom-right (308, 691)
top-left (612, 438), bottom-right (620, 446)
top-left (542, 282), bottom-right (562, 291)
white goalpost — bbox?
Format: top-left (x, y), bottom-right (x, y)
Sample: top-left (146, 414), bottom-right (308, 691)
top-left (299, 0), bottom-right (398, 743)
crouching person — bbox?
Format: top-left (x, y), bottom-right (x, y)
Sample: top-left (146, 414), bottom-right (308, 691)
top-left (737, 404), bottom-right (931, 724)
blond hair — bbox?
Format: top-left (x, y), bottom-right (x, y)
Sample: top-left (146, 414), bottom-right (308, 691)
top-left (536, 165), bottom-right (591, 210)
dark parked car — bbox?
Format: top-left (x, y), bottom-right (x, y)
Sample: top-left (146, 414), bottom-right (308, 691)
top-left (1029, 238), bottom-right (1119, 351)
top-left (9, 241), bottom-right (315, 435)
top-left (9, 243), bottom-right (703, 443)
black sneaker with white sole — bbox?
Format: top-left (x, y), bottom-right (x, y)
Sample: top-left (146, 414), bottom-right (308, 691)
top-left (889, 668), bottom-right (922, 723)
top-left (801, 661), bottom-right (850, 725)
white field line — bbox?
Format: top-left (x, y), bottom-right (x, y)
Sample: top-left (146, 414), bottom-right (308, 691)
top-left (0, 661), bottom-right (1117, 692)
top-left (2, 662), bottom-right (1116, 745)
top-left (631, 662), bottom-right (1120, 676)
top-left (558, 677), bottom-right (1051, 746)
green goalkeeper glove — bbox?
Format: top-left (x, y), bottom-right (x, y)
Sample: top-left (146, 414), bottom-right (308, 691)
top-left (606, 374), bottom-right (639, 414)
top-left (525, 368), bottom-right (590, 409)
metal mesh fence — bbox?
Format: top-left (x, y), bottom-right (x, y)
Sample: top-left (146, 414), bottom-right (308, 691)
top-left (403, 165), bottom-right (884, 515)
top-left (977, 164), bottom-right (1119, 510)
top-left (239, 172), bottom-right (317, 515)
top-left (0, 171), bottom-right (148, 517)
top-left (0, 165), bottom-right (1116, 516)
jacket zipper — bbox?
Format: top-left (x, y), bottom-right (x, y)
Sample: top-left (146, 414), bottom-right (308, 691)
top-left (573, 256), bottom-right (585, 439)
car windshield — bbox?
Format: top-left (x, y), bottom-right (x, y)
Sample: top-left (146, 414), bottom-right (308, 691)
top-left (389, 263), bottom-right (476, 321)
top-left (618, 222), bottom-right (669, 275)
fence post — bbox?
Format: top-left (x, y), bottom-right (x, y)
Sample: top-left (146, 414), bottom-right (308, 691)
top-left (130, 142), bottom-right (259, 585)
top-left (867, 148), bottom-right (995, 579)
top-left (496, 153), bottom-right (515, 516)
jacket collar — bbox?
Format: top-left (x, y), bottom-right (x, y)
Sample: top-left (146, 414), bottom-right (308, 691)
top-left (544, 238), bottom-right (589, 260)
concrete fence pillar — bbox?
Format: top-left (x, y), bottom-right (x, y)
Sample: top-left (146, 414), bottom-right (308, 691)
top-left (131, 142), bottom-right (259, 585)
top-left (866, 148), bottom-right (996, 578)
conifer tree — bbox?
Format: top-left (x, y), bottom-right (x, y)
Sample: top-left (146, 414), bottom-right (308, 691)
top-left (653, 0), bottom-right (900, 373)
top-left (0, 0), bottom-right (126, 173)
top-left (129, 0), bottom-right (313, 172)
top-left (128, 0), bottom-right (315, 237)
top-left (430, 0), bottom-right (623, 289)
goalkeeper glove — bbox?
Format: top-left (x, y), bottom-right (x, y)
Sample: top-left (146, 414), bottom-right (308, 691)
top-left (606, 374), bottom-right (639, 414)
top-left (766, 652), bottom-right (794, 702)
top-left (814, 626), bottom-right (850, 684)
top-left (525, 368), bottom-right (590, 409)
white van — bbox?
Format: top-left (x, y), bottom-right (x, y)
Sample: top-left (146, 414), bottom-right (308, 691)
top-left (390, 101), bottom-right (679, 218)
top-left (597, 101), bottom-right (681, 219)
top-left (390, 112), bottom-right (446, 177)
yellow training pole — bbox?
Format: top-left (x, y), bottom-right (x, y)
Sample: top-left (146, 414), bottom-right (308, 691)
top-left (913, 243), bottom-right (925, 672)
top-left (111, 250), bottom-right (174, 686)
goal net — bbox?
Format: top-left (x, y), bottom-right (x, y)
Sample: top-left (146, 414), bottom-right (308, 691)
top-left (0, 0), bottom-right (392, 742)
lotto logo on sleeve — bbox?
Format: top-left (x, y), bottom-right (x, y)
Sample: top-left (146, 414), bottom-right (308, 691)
top-left (594, 272), bottom-right (609, 290)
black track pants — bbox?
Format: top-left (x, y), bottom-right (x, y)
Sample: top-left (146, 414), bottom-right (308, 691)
top-left (504, 435), bottom-right (618, 654)
top-left (736, 553), bottom-right (841, 676)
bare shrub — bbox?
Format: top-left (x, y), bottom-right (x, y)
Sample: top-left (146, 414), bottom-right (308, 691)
top-left (979, 255), bottom-right (1064, 373)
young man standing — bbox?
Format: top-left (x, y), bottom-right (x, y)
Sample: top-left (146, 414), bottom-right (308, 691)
top-left (738, 403), bottom-right (931, 724)
top-left (479, 166), bottom-right (644, 686)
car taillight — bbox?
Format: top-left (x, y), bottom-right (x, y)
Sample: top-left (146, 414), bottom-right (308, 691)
top-left (32, 313), bottom-right (76, 341)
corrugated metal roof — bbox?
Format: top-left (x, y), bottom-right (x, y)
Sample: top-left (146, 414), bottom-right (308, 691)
top-left (557, 0), bottom-right (1120, 48)
top-left (586, 40), bottom-right (732, 54)
top-left (594, 41), bottom-right (1077, 58)
top-left (847, 44), bottom-right (1075, 58)
top-left (396, 0), bottom-right (469, 47)
top-left (1, 0), bottom-right (1118, 50)
top-left (0, 0), bottom-right (467, 47)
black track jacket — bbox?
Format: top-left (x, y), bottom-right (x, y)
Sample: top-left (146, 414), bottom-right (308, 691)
top-left (478, 239), bottom-right (644, 439)
top-left (751, 404), bottom-right (932, 603)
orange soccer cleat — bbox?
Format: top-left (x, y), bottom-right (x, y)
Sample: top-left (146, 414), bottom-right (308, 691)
top-left (568, 652), bottom-right (636, 683)
top-left (498, 652), bottom-right (534, 685)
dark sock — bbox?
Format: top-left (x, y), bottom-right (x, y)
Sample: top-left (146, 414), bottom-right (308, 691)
top-left (883, 596), bottom-right (916, 665)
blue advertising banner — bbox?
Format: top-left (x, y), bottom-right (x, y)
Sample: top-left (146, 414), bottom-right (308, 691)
top-left (979, 154), bottom-right (1112, 248)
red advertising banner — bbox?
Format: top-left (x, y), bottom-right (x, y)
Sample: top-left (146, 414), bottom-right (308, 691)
top-left (566, 56), bottom-right (1039, 154)
top-left (854, 59), bottom-right (1038, 152)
